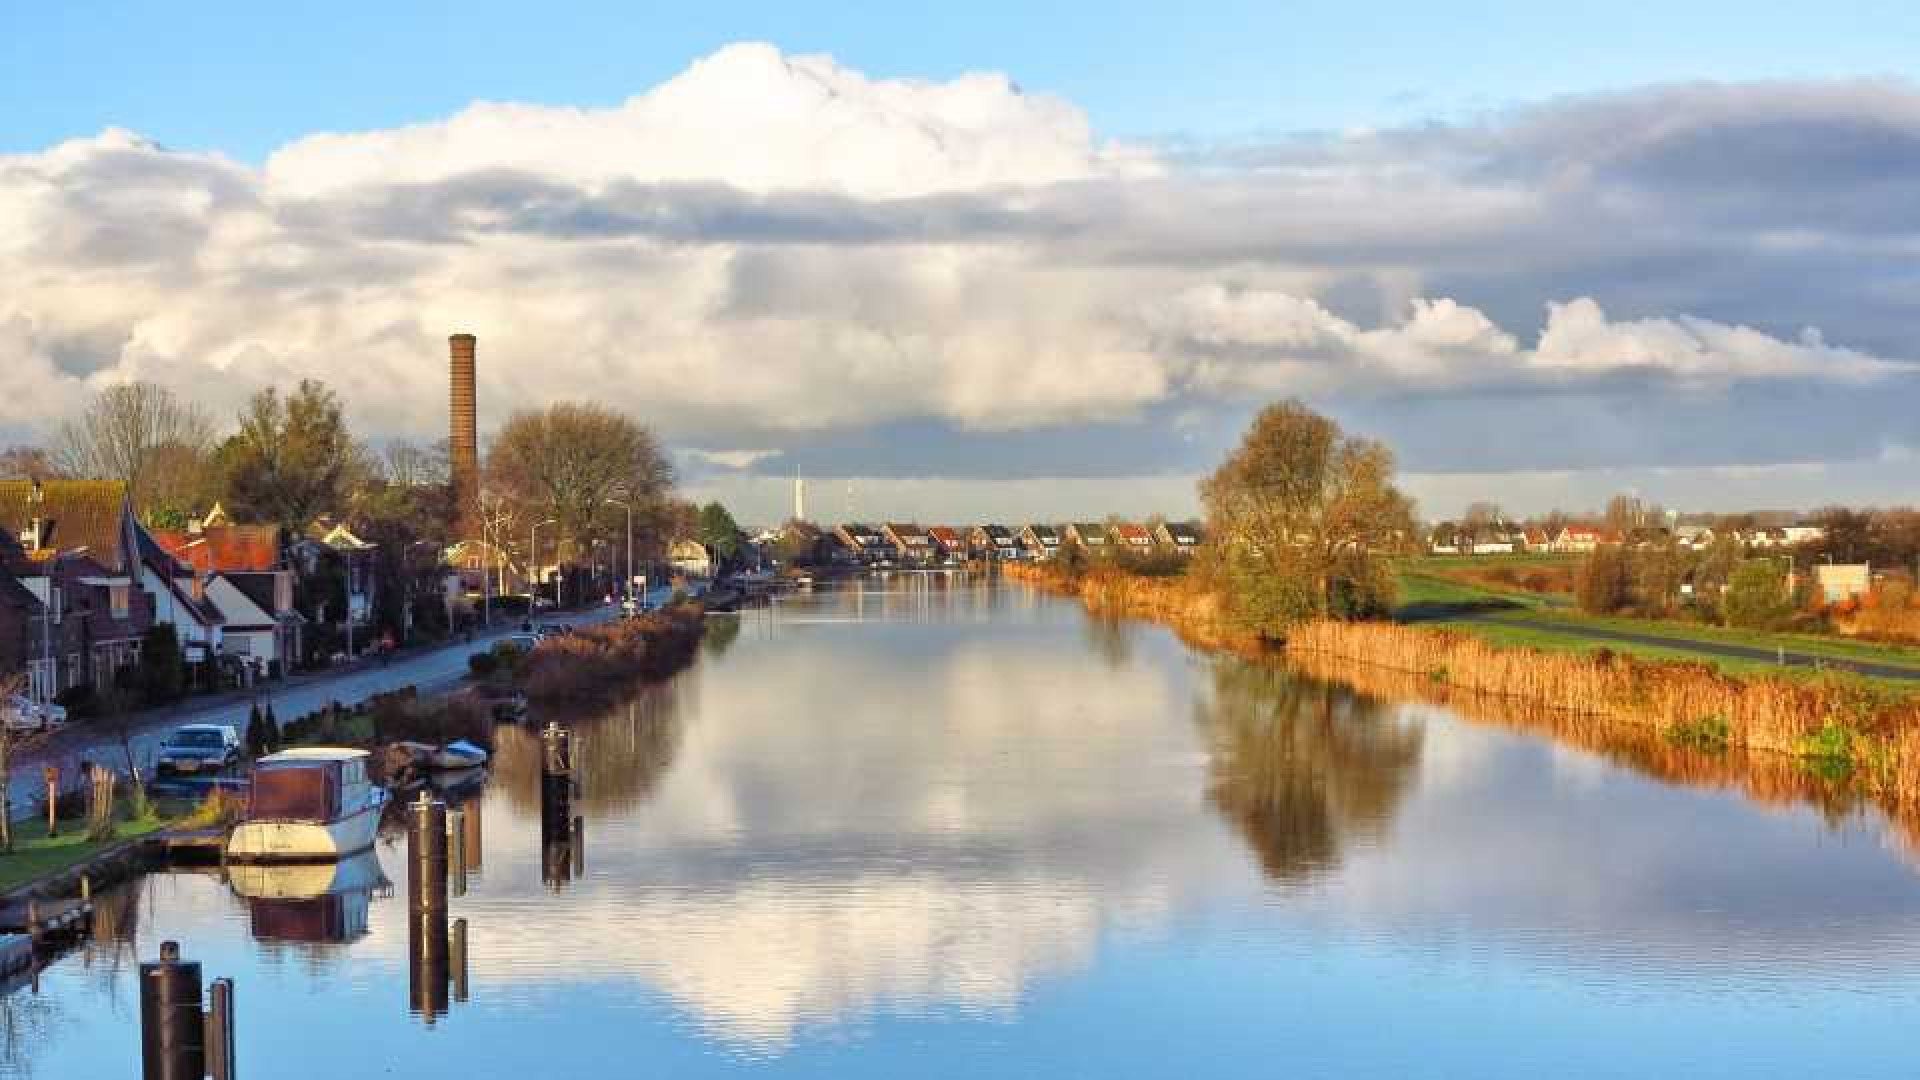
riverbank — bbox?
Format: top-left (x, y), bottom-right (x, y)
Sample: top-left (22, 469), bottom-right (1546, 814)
top-left (1007, 559), bottom-right (1920, 808)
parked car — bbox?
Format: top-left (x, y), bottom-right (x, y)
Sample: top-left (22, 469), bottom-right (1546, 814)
top-left (3, 694), bottom-right (67, 735)
top-left (156, 724), bottom-right (242, 775)
top-left (496, 633), bottom-right (544, 654)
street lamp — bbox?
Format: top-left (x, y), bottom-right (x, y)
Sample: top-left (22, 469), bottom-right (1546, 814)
top-left (530, 518), bottom-right (557, 612)
top-left (605, 497), bottom-right (634, 605)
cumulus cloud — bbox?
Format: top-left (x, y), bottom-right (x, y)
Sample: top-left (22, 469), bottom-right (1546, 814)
top-left (1, 46), bottom-right (1916, 508)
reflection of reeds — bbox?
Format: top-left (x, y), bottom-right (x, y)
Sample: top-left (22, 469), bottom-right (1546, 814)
top-left (493, 683), bottom-right (685, 816)
top-left (1010, 564), bottom-right (1920, 857)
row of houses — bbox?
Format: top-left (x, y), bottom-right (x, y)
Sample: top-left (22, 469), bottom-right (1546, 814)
top-left (0, 481), bottom-right (381, 706)
top-left (784, 521), bottom-right (1207, 567)
top-left (1429, 522), bottom-right (1830, 556)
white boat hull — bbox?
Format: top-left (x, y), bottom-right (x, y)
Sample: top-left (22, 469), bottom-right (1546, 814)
top-left (226, 796), bottom-right (387, 863)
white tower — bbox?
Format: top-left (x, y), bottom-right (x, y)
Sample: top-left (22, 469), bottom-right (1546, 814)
top-left (793, 466), bottom-right (806, 523)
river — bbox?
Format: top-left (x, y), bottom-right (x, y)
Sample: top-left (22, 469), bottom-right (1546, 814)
top-left (8, 574), bottom-right (1920, 1078)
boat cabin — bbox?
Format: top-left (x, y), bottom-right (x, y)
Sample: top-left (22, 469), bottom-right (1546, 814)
top-left (248, 748), bottom-right (373, 823)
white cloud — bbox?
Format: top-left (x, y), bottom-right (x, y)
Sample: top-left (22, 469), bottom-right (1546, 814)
top-left (0, 47), bottom-right (1915, 502)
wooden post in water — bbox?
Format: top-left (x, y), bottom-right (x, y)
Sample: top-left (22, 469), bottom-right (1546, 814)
top-left (450, 917), bottom-right (469, 1003)
top-left (447, 807), bottom-right (467, 899)
top-left (140, 940), bottom-right (205, 1080)
top-left (205, 977), bottom-right (237, 1080)
top-left (464, 793), bottom-right (483, 872)
top-left (571, 816), bottom-right (585, 879)
top-left (540, 724), bottom-right (574, 890)
top-left (407, 793), bottom-right (450, 1023)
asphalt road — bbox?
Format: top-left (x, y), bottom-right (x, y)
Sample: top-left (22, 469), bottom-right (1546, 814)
top-left (4, 594), bottom-right (656, 808)
top-left (1464, 611), bottom-right (1920, 682)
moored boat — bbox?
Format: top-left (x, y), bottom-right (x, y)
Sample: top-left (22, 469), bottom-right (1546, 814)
top-left (226, 748), bottom-right (389, 863)
top-left (428, 739), bottom-right (489, 770)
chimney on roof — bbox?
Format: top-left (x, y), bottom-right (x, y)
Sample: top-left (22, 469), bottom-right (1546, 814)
top-left (450, 333), bottom-right (480, 539)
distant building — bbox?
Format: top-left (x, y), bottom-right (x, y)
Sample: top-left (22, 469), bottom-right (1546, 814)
top-left (1065, 523), bottom-right (1110, 551)
top-left (968, 524), bottom-right (1022, 560)
top-left (833, 523), bottom-right (889, 563)
top-left (1154, 522), bottom-right (1205, 555)
top-left (882, 523), bottom-right (936, 564)
top-left (1816, 563), bottom-right (1871, 604)
top-left (926, 526), bottom-right (967, 560)
top-left (1551, 526), bottom-right (1606, 553)
top-left (153, 523), bottom-right (301, 678)
top-left (668, 539), bottom-right (713, 579)
top-left (1020, 524), bottom-right (1063, 560)
top-left (1107, 523), bottom-right (1155, 554)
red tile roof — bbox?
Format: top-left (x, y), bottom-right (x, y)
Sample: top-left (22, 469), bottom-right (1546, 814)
top-left (154, 526), bottom-right (282, 574)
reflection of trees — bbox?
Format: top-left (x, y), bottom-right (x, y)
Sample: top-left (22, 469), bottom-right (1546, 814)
top-left (0, 878), bottom-right (142, 1077)
top-left (1197, 657), bottom-right (1423, 884)
top-left (1082, 615), bottom-right (1134, 669)
top-left (702, 614), bottom-right (742, 659)
top-left (495, 681), bottom-right (686, 816)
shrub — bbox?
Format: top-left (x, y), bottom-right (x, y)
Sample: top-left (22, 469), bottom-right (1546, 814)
top-left (467, 650), bottom-right (500, 678)
top-left (1724, 560), bottom-right (1796, 631)
top-left (516, 605), bottom-right (705, 703)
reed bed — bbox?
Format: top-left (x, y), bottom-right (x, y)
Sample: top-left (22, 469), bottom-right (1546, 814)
top-left (1287, 619), bottom-right (1920, 801)
top-left (1008, 559), bottom-right (1920, 816)
top-left (518, 604), bottom-right (705, 704)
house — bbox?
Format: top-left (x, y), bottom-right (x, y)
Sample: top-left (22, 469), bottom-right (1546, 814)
top-left (1065, 524), bottom-right (1110, 551)
top-left (1782, 525), bottom-right (1827, 547)
top-left (1674, 524), bottom-right (1716, 550)
top-left (668, 539), bottom-right (713, 578)
top-left (153, 524), bottom-right (301, 679)
top-left (1816, 563), bottom-right (1871, 604)
top-left (1551, 525), bottom-right (1606, 553)
top-left (299, 518), bottom-right (378, 627)
top-left (0, 479), bottom-right (214, 687)
top-left (1471, 537), bottom-right (1517, 555)
top-left (1154, 522), bottom-right (1205, 555)
top-left (1519, 527), bottom-right (1549, 551)
top-left (833, 523), bottom-right (889, 564)
top-left (1106, 522), bottom-right (1156, 554)
top-left (968, 524), bottom-right (1022, 560)
top-left (1020, 525), bottom-right (1063, 559)
top-left (0, 561), bottom-right (51, 701)
top-left (882, 523), bottom-right (936, 564)
top-left (926, 526), bottom-right (967, 561)
top-left (445, 537), bottom-right (526, 600)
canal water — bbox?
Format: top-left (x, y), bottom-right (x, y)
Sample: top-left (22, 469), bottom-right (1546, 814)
top-left (10, 575), bottom-right (1920, 1078)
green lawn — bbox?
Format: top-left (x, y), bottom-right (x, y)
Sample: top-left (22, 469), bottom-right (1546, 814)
top-left (0, 816), bottom-right (166, 894)
top-left (1393, 567), bottom-right (1920, 686)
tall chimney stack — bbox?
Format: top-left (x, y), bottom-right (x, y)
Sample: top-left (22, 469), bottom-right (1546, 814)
top-left (449, 333), bottom-right (479, 539)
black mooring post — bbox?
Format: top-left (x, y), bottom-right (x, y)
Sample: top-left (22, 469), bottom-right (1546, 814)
top-left (407, 793), bottom-right (450, 1023)
top-left (140, 940), bottom-right (205, 1080)
top-left (571, 815), bottom-right (585, 879)
top-left (206, 977), bottom-right (237, 1080)
top-left (450, 917), bottom-right (470, 1003)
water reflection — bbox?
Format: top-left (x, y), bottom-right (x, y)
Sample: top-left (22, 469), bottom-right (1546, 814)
top-left (15, 577), bottom-right (1920, 1079)
top-left (230, 851), bottom-right (387, 946)
top-left (1196, 658), bottom-right (1424, 884)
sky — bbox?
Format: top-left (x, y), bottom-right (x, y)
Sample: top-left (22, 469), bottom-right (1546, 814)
top-left (2, 2), bottom-right (1917, 524)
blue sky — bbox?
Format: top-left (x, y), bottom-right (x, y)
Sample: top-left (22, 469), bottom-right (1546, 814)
top-left (7, 1), bottom-right (1920, 158)
top-left (3, 5), bottom-right (1918, 522)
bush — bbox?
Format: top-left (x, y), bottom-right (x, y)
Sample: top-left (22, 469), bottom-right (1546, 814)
top-left (1576, 547), bottom-right (1633, 614)
top-left (516, 605), bottom-right (705, 703)
top-left (136, 623), bottom-right (186, 705)
top-left (467, 650), bottom-right (500, 678)
top-left (1724, 560), bottom-right (1795, 631)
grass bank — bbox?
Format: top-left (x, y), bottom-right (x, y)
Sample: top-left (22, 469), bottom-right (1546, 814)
top-left (0, 813), bottom-right (167, 896)
top-left (1009, 558), bottom-right (1920, 809)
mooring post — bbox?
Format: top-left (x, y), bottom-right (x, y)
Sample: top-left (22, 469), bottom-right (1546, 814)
top-left (407, 793), bottom-right (449, 1023)
top-left (450, 917), bottom-right (469, 1003)
top-left (205, 977), bottom-right (236, 1080)
top-left (80, 874), bottom-right (90, 903)
top-left (140, 940), bottom-right (205, 1080)
top-left (571, 816), bottom-right (585, 879)
top-left (43, 766), bottom-right (57, 838)
top-left (447, 807), bottom-right (467, 898)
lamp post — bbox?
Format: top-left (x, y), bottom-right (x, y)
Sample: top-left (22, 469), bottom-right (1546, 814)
top-left (530, 519), bottom-right (557, 612)
top-left (605, 498), bottom-right (634, 605)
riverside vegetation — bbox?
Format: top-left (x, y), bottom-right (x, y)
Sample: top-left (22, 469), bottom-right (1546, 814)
top-left (1011, 398), bottom-right (1920, 815)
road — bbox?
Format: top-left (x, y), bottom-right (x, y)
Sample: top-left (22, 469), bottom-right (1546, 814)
top-left (1464, 611), bottom-right (1920, 682)
top-left (4, 593), bottom-right (660, 808)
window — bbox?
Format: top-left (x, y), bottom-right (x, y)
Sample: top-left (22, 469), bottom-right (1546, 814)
top-left (65, 653), bottom-right (81, 690)
top-left (110, 584), bottom-right (129, 620)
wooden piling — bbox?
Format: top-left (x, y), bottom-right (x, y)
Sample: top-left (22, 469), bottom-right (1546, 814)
top-left (447, 808), bottom-right (467, 899)
top-left (206, 977), bottom-right (236, 1080)
top-left (407, 794), bottom-right (450, 1022)
top-left (450, 917), bottom-right (469, 1003)
top-left (140, 940), bottom-right (205, 1080)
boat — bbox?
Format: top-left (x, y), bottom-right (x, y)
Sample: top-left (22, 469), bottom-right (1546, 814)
top-left (428, 739), bottom-right (489, 770)
top-left (226, 748), bottom-right (389, 863)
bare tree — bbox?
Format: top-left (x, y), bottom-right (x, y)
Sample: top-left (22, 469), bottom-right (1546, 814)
top-left (0, 444), bottom-right (64, 482)
top-left (53, 382), bottom-right (216, 515)
top-left (485, 402), bottom-right (675, 567)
